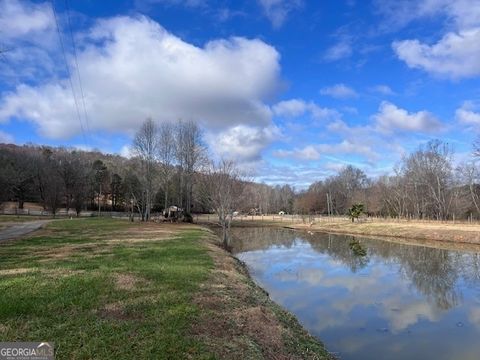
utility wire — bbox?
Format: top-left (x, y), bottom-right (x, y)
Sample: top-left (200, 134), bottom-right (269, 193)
top-left (51, 0), bottom-right (89, 146)
top-left (64, 0), bottom-right (92, 137)
top-left (0, 45), bottom-right (12, 62)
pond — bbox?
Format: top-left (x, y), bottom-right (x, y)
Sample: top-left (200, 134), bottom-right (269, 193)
top-left (230, 227), bottom-right (480, 360)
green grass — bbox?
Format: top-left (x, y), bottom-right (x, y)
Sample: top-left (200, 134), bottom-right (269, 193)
top-left (0, 218), bottom-right (215, 359)
top-left (0, 215), bottom-right (52, 222)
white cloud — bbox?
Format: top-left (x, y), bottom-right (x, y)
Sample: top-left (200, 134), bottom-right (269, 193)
top-left (447, 0), bottom-right (480, 29)
top-left (320, 83), bottom-right (358, 99)
top-left (323, 39), bottom-right (352, 61)
top-left (274, 145), bottom-right (321, 160)
top-left (388, 0), bottom-right (480, 79)
top-left (370, 84), bottom-right (395, 96)
top-left (373, 101), bottom-right (443, 133)
top-left (137, 0), bottom-right (206, 8)
top-left (258, 0), bottom-right (303, 28)
top-left (455, 101), bottom-right (480, 126)
top-left (393, 29), bottom-right (480, 79)
top-left (376, 0), bottom-right (480, 30)
top-left (0, 0), bottom-right (57, 82)
top-left (254, 162), bottom-right (335, 188)
top-left (0, 0), bottom-right (54, 39)
top-left (274, 140), bottom-right (378, 161)
top-left (0, 15), bottom-right (282, 162)
top-left (119, 144), bottom-right (133, 158)
top-left (273, 99), bottom-right (341, 122)
top-left (272, 99), bottom-right (308, 118)
top-left (206, 125), bottom-right (280, 163)
top-left (0, 130), bottom-right (13, 143)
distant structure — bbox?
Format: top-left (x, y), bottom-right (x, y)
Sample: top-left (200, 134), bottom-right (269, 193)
top-left (248, 208), bottom-right (261, 216)
top-left (164, 206), bottom-right (183, 222)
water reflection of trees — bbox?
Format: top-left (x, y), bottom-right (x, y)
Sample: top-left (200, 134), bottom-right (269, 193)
top-left (229, 227), bottom-right (298, 253)
top-left (232, 227), bottom-right (480, 310)
top-left (308, 234), bottom-right (371, 273)
top-left (309, 233), bottom-right (471, 310)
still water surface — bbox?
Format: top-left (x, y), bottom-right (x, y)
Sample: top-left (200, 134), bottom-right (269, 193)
top-left (230, 227), bottom-right (480, 360)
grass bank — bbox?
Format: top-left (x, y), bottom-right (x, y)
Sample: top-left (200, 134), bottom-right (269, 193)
top-left (0, 218), bottom-right (332, 359)
top-left (285, 218), bottom-right (480, 245)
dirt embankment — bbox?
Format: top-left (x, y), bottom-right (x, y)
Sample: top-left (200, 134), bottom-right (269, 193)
top-left (193, 230), bottom-right (334, 360)
top-left (286, 219), bottom-right (480, 245)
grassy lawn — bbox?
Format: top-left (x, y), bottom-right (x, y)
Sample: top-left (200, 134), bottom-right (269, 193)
top-left (0, 218), bottom-right (214, 359)
top-left (0, 218), bottom-right (332, 359)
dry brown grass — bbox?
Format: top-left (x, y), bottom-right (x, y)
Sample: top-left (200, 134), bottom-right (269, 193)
top-left (199, 214), bottom-right (480, 245)
top-left (97, 301), bottom-right (142, 321)
top-left (278, 219), bottom-right (480, 245)
top-left (114, 273), bottom-right (146, 291)
top-left (0, 268), bottom-right (35, 275)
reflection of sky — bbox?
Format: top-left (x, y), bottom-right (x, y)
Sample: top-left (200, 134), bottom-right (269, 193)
top-left (237, 233), bottom-right (480, 360)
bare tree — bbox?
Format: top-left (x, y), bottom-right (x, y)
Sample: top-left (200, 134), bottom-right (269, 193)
top-left (0, 147), bottom-right (35, 209)
top-left (35, 148), bottom-right (64, 217)
top-left (458, 162), bottom-right (480, 217)
top-left (157, 121), bottom-right (176, 211)
top-left (473, 136), bottom-right (480, 159)
top-left (200, 160), bottom-right (244, 248)
top-left (70, 152), bottom-right (91, 216)
top-left (123, 167), bottom-right (146, 221)
top-left (132, 118), bottom-right (159, 221)
top-left (92, 159), bottom-right (109, 215)
top-left (176, 120), bottom-right (205, 214)
top-left (403, 140), bottom-right (454, 220)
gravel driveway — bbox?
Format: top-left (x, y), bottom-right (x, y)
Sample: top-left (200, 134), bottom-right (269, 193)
top-left (0, 220), bottom-right (50, 242)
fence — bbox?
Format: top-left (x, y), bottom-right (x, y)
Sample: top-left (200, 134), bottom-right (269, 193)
top-left (3, 209), bottom-right (480, 226)
top-left (195, 213), bottom-right (480, 226)
top-left (0, 208), bottom-right (144, 219)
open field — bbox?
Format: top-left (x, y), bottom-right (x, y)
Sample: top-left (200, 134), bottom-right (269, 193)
top-left (287, 218), bottom-right (480, 245)
top-left (0, 218), bottom-right (331, 359)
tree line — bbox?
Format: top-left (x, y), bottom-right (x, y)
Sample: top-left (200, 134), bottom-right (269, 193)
top-left (296, 139), bottom-right (480, 221)
top-left (1, 121), bottom-right (480, 223)
top-left (0, 119), bottom-right (209, 219)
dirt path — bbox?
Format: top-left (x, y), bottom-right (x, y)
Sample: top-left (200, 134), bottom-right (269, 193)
top-left (0, 220), bottom-right (50, 242)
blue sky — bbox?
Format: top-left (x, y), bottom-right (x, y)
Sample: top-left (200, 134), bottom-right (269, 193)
top-left (1, 0), bottom-right (480, 187)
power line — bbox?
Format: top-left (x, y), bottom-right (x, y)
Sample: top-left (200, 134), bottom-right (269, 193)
top-left (0, 45), bottom-right (12, 62)
top-left (51, 0), bottom-right (89, 147)
top-left (64, 0), bottom-right (92, 137)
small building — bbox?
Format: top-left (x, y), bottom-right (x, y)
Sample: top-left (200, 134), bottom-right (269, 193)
top-left (248, 208), bottom-right (261, 216)
top-left (164, 206), bottom-right (183, 221)
top-left (278, 211), bottom-right (285, 216)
